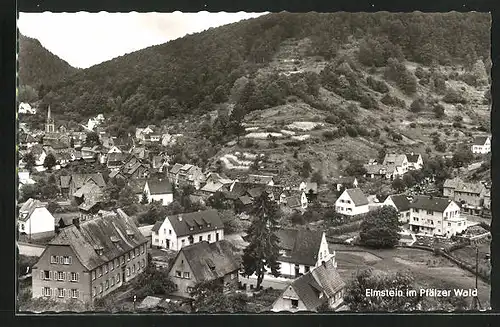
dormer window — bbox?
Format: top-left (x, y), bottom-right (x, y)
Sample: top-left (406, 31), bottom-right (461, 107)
top-left (126, 230), bottom-right (135, 240)
top-left (207, 223), bottom-right (211, 228)
top-left (110, 236), bottom-right (120, 243)
top-left (94, 245), bottom-right (104, 256)
top-left (189, 227), bottom-right (194, 231)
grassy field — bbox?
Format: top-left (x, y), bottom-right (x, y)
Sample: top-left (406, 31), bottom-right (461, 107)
top-left (451, 241), bottom-right (491, 277)
top-left (330, 244), bottom-right (491, 308)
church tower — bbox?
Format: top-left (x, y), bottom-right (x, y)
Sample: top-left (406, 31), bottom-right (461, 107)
top-left (45, 105), bottom-right (55, 133)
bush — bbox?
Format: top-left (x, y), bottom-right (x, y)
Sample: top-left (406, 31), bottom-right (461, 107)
top-left (384, 58), bottom-right (418, 95)
top-left (360, 93), bottom-right (379, 110)
top-left (433, 103), bottom-right (445, 118)
top-left (322, 130), bottom-right (337, 140)
top-left (443, 88), bottom-right (467, 104)
top-left (409, 122), bottom-right (417, 128)
top-left (327, 220), bottom-right (362, 236)
top-left (381, 93), bottom-right (406, 108)
top-left (409, 98), bottom-right (426, 113)
top-left (366, 76), bottom-right (389, 93)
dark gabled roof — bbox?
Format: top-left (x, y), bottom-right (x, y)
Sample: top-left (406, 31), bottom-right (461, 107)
top-left (147, 179), bottom-right (173, 195)
top-left (176, 240), bottom-right (240, 283)
top-left (345, 189), bottom-right (369, 206)
top-left (443, 177), bottom-right (462, 189)
top-left (290, 260), bottom-right (344, 311)
top-left (167, 210), bottom-right (223, 237)
top-left (386, 194), bottom-right (410, 212)
top-left (107, 152), bottom-right (127, 163)
top-left (48, 209), bottom-right (147, 271)
top-left (405, 153), bottom-right (421, 163)
top-left (71, 173), bottom-right (106, 189)
top-left (238, 195), bottom-right (253, 205)
top-left (287, 195), bottom-right (302, 208)
top-left (382, 154), bottom-right (407, 166)
top-left (473, 136), bottom-right (489, 146)
top-left (169, 163), bottom-right (183, 174)
top-left (409, 195), bottom-right (453, 212)
top-left (276, 228), bottom-right (323, 266)
top-left (247, 186), bottom-right (265, 198)
top-left (151, 220), bottom-right (163, 233)
top-left (335, 176), bottom-right (356, 184)
top-left (247, 174), bottom-right (274, 184)
top-left (453, 180), bottom-right (486, 195)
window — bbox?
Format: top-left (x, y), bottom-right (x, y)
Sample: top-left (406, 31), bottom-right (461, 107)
top-left (20, 223), bottom-right (24, 231)
top-left (231, 273), bottom-right (236, 280)
top-left (164, 228), bottom-right (166, 234)
top-left (169, 229), bottom-right (172, 235)
top-left (305, 266), bottom-right (310, 273)
top-left (115, 259), bottom-right (119, 267)
top-left (63, 256), bottom-right (72, 265)
top-left (99, 284), bottom-right (103, 293)
top-left (141, 245), bottom-right (145, 254)
top-left (216, 233), bottom-right (219, 241)
top-left (71, 289), bottom-right (79, 299)
top-left (319, 252), bottom-right (322, 260)
top-left (50, 256), bottom-right (58, 264)
top-left (183, 272), bottom-right (190, 279)
top-left (43, 287), bottom-right (51, 297)
top-left (187, 286), bottom-right (193, 293)
top-left (43, 270), bottom-right (50, 280)
top-left (104, 264), bottom-right (108, 274)
top-left (181, 239), bottom-right (185, 246)
top-left (126, 268), bottom-right (130, 277)
top-left (132, 264), bottom-right (136, 274)
top-left (110, 261), bottom-right (114, 271)
top-left (291, 299), bottom-right (299, 308)
top-left (70, 272), bottom-right (79, 282)
top-left (92, 271), bottom-right (96, 280)
top-left (117, 274), bottom-right (120, 283)
top-left (57, 271), bottom-right (65, 281)
top-left (199, 236), bottom-right (203, 242)
top-left (175, 271), bottom-right (181, 277)
top-left (207, 234), bottom-right (211, 242)
top-left (58, 288), bottom-right (65, 298)
top-left (127, 253), bottom-right (131, 261)
top-left (448, 223), bottom-right (451, 227)
top-left (426, 210), bottom-right (433, 215)
top-left (131, 250), bottom-right (135, 259)
top-left (111, 277), bottom-right (115, 286)
top-left (121, 256), bottom-right (125, 265)
top-left (105, 280), bottom-right (109, 290)
top-left (98, 267), bottom-right (102, 277)
top-left (92, 287), bottom-right (97, 297)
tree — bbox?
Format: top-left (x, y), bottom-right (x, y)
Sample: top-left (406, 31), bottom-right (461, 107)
top-left (451, 145), bottom-right (474, 168)
top-left (85, 132), bottom-right (101, 146)
top-left (140, 192), bottom-right (149, 205)
top-left (433, 103), bottom-right (445, 118)
top-left (310, 171), bottom-right (324, 185)
top-left (189, 280), bottom-right (247, 313)
top-left (392, 177), bottom-right (405, 193)
top-left (70, 137), bottom-right (75, 148)
top-left (43, 153), bottom-right (57, 171)
top-left (409, 98), bottom-right (426, 113)
top-left (18, 85), bottom-right (39, 103)
top-left (133, 262), bottom-right (176, 299)
top-left (23, 152), bottom-right (36, 172)
top-left (117, 186), bottom-right (138, 214)
top-left (359, 206), bottom-right (400, 248)
top-left (344, 160), bottom-right (367, 177)
top-left (241, 192), bottom-right (281, 290)
top-left (300, 160), bottom-right (312, 179)
top-left (206, 191), bottom-right (228, 210)
top-left (344, 268), bottom-right (420, 311)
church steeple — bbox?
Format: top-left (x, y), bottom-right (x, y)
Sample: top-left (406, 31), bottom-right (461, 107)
top-left (45, 105), bottom-right (55, 133)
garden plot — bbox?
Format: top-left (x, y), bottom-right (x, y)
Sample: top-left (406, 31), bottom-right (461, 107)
top-left (245, 132), bottom-right (284, 139)
top-left (286, 121), bottom-right (324, 131)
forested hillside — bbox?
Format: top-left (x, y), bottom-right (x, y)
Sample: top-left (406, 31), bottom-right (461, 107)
top-left (36, 12), bottom-right (490, 129)
top-left (18, 33), bottom-right (78, 93)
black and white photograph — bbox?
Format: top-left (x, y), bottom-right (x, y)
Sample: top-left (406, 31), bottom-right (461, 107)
top-left (16, 11), bottom-right (492, 313)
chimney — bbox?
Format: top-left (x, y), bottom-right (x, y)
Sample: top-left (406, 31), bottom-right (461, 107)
top-left (73, 218), bottom-right (80, 229)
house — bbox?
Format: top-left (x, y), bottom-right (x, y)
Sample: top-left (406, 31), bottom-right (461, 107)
top-left (31, 209), bottom-right (148, 302)
top-left (161, 133), bottom-right (182, 147)
top-left (449, 180), bottom-right (487, 215)
top-left (61, 173), bottom-right (106, 198)
top-left (122, 160), bottom-right (150, 180)
top-left (19, 102), bottom-right (37, 114)
top-left (168, 163), bottom-right (183, 186)
top-left (30, 144), bottom-right (47, 166)
top-left (168, 240), bottom-right (240, 299)
top-left (271, 260), bottom-right (345, 312)
top-left (18, 198), bottom-right (55, 238)
top-left (382, 153), bottom-right (409, 176)
top-left (152, 155), bottom-right (169, 172)
top-left (443, 177), bottom-right (462, 198)
top-left (333, 176), bottom-right (358, 192)
top-left (107, 152), bottom-right (128, 169)
top-left (176, 164), bottom-right (205, 190)
top-left (246, 174), bottom-right (275, 186)
top-left (285, 192), bottom-right (308, 211)
top-left (408, 195), bottom-right (467, 237)
top-left (73, 182), bottom-right (104, 215)
top-left (383, 194), bottom-right (411, 223)
top-left (483, 188), bottom-right (491, 210)
top-left (298, 182), bottom-right (318, 195)
top-left (335, 189), bottom-right (369, 216)
top-left (405, 153), bottom-right (424, 170)
top-left (151, 209), bottom-right (224, 251)
top-left (18, 170), bottom-right (36, 186)
top-left (129, 146), bottom-right (147, 160)
top-left (275, 228), bottom-right (335, 279)
top-left (144, 178), bottom-right (173, 206)
top-left (471, 136), bottom-right (491, 154)
top-left (364, 163), bottom-right (398, 180)
top-left (100, 136), bottom-right (115, 149)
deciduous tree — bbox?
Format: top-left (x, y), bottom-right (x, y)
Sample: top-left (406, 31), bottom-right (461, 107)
top-left (359, 206), bottom-right (400, 248)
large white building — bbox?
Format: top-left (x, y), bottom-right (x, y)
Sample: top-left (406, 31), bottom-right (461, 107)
top-left (408, 195), bottom-right (467, 237)
top-left (18, 198), bottom-right (55, 238)
top-left (144, 178), bottom-right (173, 206)
top-left (383, 194), bottom-right (411, 223)
top-left (335, 188), bottom-right (369, 216)
top-left (471, 136), bottom-right (491, 154)
top-left (151, 210), bottom-right (224, 251)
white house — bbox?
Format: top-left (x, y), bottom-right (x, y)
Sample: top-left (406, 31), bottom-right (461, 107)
top-left (151, 210), bottom-right (224, 251)
top-left (285, 192), bottom-right (309, 211)
top-left (408, 195), bottom-right (467, 237)
top-left (298, 182), bottom-right (318, 195)
top-left (275, 228), bottom-right (335, 279)
top-left (144, 178), bottom-right (173, 206)
top-left (107, 146), bottom-right (122, 154)
top-left (18, 198), bottom-right (55, 237)
top-left (471, 136), bottom-right (491, 154)
top-left (382, 154), bottom-right (409, 177)
top-left (19, 102), bottom-right (37, 115)
top-left (271, 260), bottom-right (345, 312)
top-left (335, 188), bottom-right (369, 216)
top-left (405, 153), bottom-right (424, 171)
top-left (383, 194), bottom-right (411, 223)
top-left (18, 170), bottom-right (35, 186)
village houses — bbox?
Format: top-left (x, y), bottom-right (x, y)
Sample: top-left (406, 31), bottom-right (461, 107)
top-left (167, 240), bottom-right (240, 299)
top-left (408, 195), bottom-right (467, 237)
top-left (383, 194), bottom-right (411, 223)
top-left (335, 188), bottom-right (369, 216)
top-left (405, 152), bottom-right (424, 170)
top-left (443, 178), bottom-right (487, 215)
top-left (19, 102), bottom-right (37, 115)
top-left (151, 210), bottom-right (224, 251)
top-left (333, 177), bottom-right (358, 192)
top-left (168, 163), bottom-right (205, 190)
top-left (18, 198), bottom-right (55, 239)
top-left (471, 135), bottom-right (491, 154)
top-left (382, 153), bottom-right (409, 177)
top-left (271, 259), bottom-right (345, 312)
top-left (31, 210), bottom-right (148, 302)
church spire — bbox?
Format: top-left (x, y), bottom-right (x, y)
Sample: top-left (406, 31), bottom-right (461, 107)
top-left (47, 105), bottom-right (51, 120)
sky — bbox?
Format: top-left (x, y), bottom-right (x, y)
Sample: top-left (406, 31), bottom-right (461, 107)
top-left (18, 12), bottom-right (267, 69)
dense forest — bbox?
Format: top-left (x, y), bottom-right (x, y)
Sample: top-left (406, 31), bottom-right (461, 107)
top-left (26, 12), bottom-right (490, 128)
top-left (18, 33), bottom-right (78, 90)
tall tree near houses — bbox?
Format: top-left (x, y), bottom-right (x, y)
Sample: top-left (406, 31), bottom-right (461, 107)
top-left (241, 191), bottom-right (281, 290)
top-left (24, 152), bottom-right (36, 172)
top-left (43, 153), bottom-right (57, 171)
